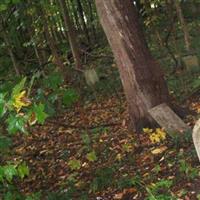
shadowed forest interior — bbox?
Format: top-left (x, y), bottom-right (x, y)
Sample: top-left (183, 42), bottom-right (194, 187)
top-left (0, 0), bottom-right (200, 199)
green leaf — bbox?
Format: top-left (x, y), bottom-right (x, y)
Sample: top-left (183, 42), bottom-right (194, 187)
top-left (150, 179), bottom-right (173, 194)
top-left (81, 133), bottom-right (91, 146)
top-left (68, 159), bottom-right (81, 170)
top-left (45, 102), bottom-right (56, 117)
top-left (17, 162), bottom-right (29, 179)
top-left (48, 92), bottom-right (58, 104)
top-left (62, 88), bottom-right (79, 107)
top-left (0, 135), bottom-right (12, 151)
top-left (6, 114), bottom-right (27, 134)
top-left (0, 4), bottom-right (8, 12)
top-left (0, 166), bottom-right (4, 182)
top-left (86, 151), bottom-right (97, 162)
top-left (3, 192), bottom-right (13, 200)
top-left (11, 77), bottom-right (26, 97)
top-left (25, 192), bottom-right (41, 200)
top-left (12, 0), bottom-right (21, 4)
top-left (43, 72), bottom-right (63, 90)
top-left (4, 165), bottom-right (17, 182)
top-left (33, 103), bottom-right (48, 124)
top-left (0, 93), bottom-right (6, 117)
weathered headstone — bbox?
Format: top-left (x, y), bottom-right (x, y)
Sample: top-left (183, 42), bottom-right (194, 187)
top-left (193, 119), bottom-right (200, 162)
top-left (149, 103), bottom-right (190, 133)
top-left (84, 69), bottom-right (99, 86)
top-left (182, 55), bottom-right (199, 70)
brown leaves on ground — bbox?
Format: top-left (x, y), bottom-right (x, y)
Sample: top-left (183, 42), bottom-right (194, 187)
top-left (9, 94), bottom-right (200, 199)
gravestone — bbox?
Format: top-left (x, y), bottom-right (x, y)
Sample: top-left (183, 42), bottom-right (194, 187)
top-left (182, 55), bottom-right (199, 70)
top-left (149, 103), bottom-right (190, 133)
top-left (193, 119), bottom-right (200, 162)
top-left (84, 69), bottom-right (99, 86)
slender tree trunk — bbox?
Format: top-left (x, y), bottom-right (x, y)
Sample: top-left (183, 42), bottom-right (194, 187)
top-left (174, 0), bottom-right (191, 52)
top-left (88, 0), bottom-right (97, 42)
top-left (2, 29), bottom-right (20, 76)
top-left (27, 25), bottom-right (43, 66)
top-left (57, 19), bottom-right (67, 40)
top-left (68, 0), bottom-right (82, 32)
top-left (58, 0), bottom-right (81, 69)
top-left (155, 30), bottom-right (165, 49)
top-left (95, 0), bottom-right (169, 130)
top-left (33, 40), bottom-right (42, 66)
top-left (41, 11), bottom-right (66, 76)
top-left (76, 0), bottom-right (90, 44)
top-left (41, 32), bottom-right (49, 63)
top-left (44, 25), bottom-right (65, 72)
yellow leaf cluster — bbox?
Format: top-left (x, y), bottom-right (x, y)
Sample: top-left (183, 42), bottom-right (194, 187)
top-left (143, 128), bottom-right (166, 144)
top-left (13, 91), bottom-right (31, 112)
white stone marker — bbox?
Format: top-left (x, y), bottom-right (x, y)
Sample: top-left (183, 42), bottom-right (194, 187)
top-left (193, 119), bottom-right (200, 162)
top-left (149, 103), bottom-right (190, 133)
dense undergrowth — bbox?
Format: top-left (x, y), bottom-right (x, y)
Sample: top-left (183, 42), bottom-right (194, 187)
top-left (1, 1), bottom-right (200, 199)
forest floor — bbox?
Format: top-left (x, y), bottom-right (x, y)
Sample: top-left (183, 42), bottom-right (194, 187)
top-left (10, 91), bottom-right (200, 200)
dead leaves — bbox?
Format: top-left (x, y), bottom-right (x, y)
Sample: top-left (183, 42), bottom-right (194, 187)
top-left (114, 188), bottom-right (137, 199)
top-left (151, 146), bottom-right (168, 155)
top-left (7, 95), bottom-right (200, 199)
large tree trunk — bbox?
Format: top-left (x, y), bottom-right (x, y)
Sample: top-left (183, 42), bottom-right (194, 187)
top-left (95, 0), bottom-right (169, 131)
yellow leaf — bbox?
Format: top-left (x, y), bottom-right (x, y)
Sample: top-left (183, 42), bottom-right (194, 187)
top-left (151, 146), bottom-right (167, 155)
top-left (143, 128), bottom-right (153, 134)
top-left (13, 90), bottom-right (31, 112)
top-left (99, 138), bottom-right (103, 143)
top-left (149, 133), bottom-right (161, 143)
top-left (148, 128), bottom-right (167, 144)
top-left (143, 172), bottom-right (149, 177)
top-left (156, 128), bottom-right (166, 140)
top-left (116, 153), bottom-right (122, 161)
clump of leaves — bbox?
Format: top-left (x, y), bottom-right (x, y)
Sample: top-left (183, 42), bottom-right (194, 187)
top-left (62, 88), bottom-right (79, 108)
top-left (179, 159), bottom-right (199, 180)
top-left (86, 151), bottom-right (98, 162)
top-left (0, 162), bottom-right (29, 183)
top-left (117, 174), bottom-right (141, 189)
top-left (143, 128), bottom-right (166, 143)
top-left (68, 159), bottom-right (81, 170)
top-left (145, 179), bottom-right (175, 200)
top-left (0, 78), bottom-right (48, 135)
top-left (0, 77), bottom-right (48, 198)
top-left (42, 71), bottom-right (64, 90)
top-left (169, 130), bottom-right (192, 148)
top-left (12, 90), bottom-right (31, 113)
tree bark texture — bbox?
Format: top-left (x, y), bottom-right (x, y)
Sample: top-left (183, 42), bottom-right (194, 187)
top-left (95, 0), bottom-right (169, 130)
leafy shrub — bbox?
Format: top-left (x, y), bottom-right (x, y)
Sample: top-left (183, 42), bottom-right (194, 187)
top-left (0, 77), bottom-right (48, 198)
top-left (62, 88), bottom-right (79, 108)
